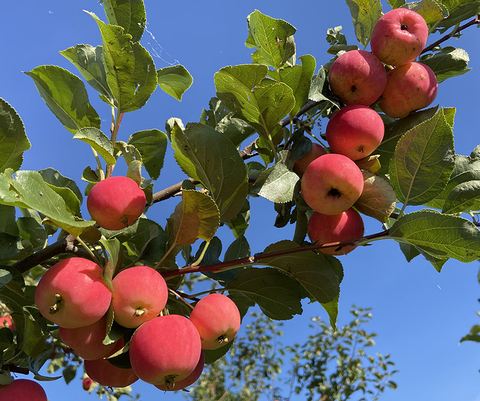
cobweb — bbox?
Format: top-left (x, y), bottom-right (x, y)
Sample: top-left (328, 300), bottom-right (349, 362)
top-left (142, 23), bottom-right (181, 67)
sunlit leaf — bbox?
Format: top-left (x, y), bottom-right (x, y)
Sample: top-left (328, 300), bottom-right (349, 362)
top-left (102, 0), bottom-right (146, 42)
top-left (420, 46), bottom-right (470, 83)
top-left (345, 0), bottom-right (383, 46)
top-left (128, 129), bottom-right (167, 180)
top-left (157, 65), bottom-right (193, 101)
top-left (73, 127), bottom-right (116, 166)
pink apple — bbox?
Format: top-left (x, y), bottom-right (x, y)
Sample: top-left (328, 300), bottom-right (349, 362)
top-left (87, 176), bottom-right (146, 231)
top-left (84, 353), bottom-right (138, 388)
top-left (112, 265), bottom-right (169, 328)
top-left (379, 62), bottom-right (438, 118)
top-left (0, 315), bottom-right (15, 331)
top-left (328, 50), bottom-right (387, 105)
top-left (326, 104), bottom-right (384, 161)
top-left (370, 8), bottom-right (428, 66)
top-left (0, 379), bottom-right (47, 401)
top-left (154, 350), bottom-right (205, 391)
top-left (293, 143), bottom-right (328, 175)
top-left (301, 153), bottom-right (364, 215)
top-left (308, 208), bottom-right (365, 255)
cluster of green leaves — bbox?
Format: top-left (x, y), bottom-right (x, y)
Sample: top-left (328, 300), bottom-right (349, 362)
top-left (185, 307), bottom-right (397, 401)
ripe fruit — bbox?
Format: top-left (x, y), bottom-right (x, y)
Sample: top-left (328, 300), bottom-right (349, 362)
top-left (82, 377), bottom-right (94, 391)
top-left (58, 314), bottom-right (118, 360)
top-left (308, 208), bottom-right (365, 255)
top-left (328, 49), bottom-right (387, 105)
top-left (189, 293), bottom-right (241, 350)
top-left (293, 143), bottom-right (327, 175)
top-left (84, 355), bottom-right (138, 388)
top-left (0, 315), bottom-right (14, 330)
top-left (155, 350), bottom-right (205, 391)
top-left (87, 176), bottom-right (146, 231)
top-left (0, 379), bottom-right (47, 401)
top-left (112, 265), bottom-right (169, 328)
top-left (35, 257), bottom-right (112, 329)
top-left (301, 153), bottom-right (364, 215)
top-left (326, 105), bottom-right (384, 160)
top-left (129, 314), bottom-right (202, 388)
top-left (379, 62), bottom-right (438, 118)
top-left (370, 8), bottom-right (428, 67)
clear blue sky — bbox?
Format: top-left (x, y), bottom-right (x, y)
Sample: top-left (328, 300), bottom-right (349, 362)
top-left (0, 1), bottom-right (479, 400)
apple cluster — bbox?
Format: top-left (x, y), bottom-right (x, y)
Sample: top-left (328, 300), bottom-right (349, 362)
top-left (34, 257), bottom-right (241, 392)
top-left (296, 8), bottom-right (437, 255)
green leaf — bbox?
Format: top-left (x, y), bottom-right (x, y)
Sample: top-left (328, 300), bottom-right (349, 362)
top-left (17, 217), bottom-right (47, 251)
top-left (245, 10), bottom-right (297, 68)
top-left (127, 129), bottom-right (167, 180)
top-left (420, 47), bottom-right (470, 83)
top-left (169, 121), bottom-right (249, 222)
top-left (39, 168), bottom-right (83, 204)
top-left (389, 108), bottom-right (455, 207)
top-left (0, 98), bottom-right (30, 173)
top-left (102, 0), bottom-right (146, 42)
top-left (432, 1), bottom-right (480, 32)
top-left (0, 205), bottom-right (17, 235)
top-left (25, 65), bottom-right (100, 134)
top-left (227, 267), bottom-right (303, 320)
top-left (345, 0), bottom-right (383, 46)
top-left (73, 127), bottom-right (116, 166)
top-left (157, 65), bottom-right (193, 101)
top-left (389, 210), bottom-right (480, 264)
top-left (0, 233), bottom-right (26, 261)
top-left (404, 0), bottom-right (446, 25)
top-left (60, 44), bottom-right (115, 106)
top-left (388, 0), bottom-right (406, 8)
top-left (19, 308), bottom-right (46, 357)
top-left (0, 269), bottom-right (12, 290)
top-left (224, 235), bottom-right (251, 262)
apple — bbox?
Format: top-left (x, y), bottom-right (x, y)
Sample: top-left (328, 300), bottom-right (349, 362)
top-left (308, 208), bottom-right (365, 255)
top-left (129, 314), bottom-right (202, 388)
top-left (293, 143), bottom-right (328, 175)
top-left (326, 104), bottom-right (384, 160)
top-left (189, 293), bottom-right (241, 350)
top-left (0, 379), bottom-right (47, 401)
top-left (0, 315), bottom-right (14, 331)
top-left (154, 350), bottom-right (205, 391)
top-left (301, 153), bottom-right (364, 215)
top-left (370, 8), bottom-right (428, 67)
top-left (84, 354), bottom-right (138, 388)
top-left (35, 257), bottom-right (112, 329)
top-left (328, 49), bottom-right (387, 105)
top-left (82, 377), bottom-right (94, 391)
top-left (379, 62), bottom-right (438, 118)
top-left (58, 314), bottom-right (118, 360)
top-left (112, 265), bottom-right (169, 328)
top-left (87, 176), bottom-right (146, 231)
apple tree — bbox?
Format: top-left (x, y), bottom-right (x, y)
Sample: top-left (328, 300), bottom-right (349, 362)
top-left (0, 0), bottom-right (479, 398)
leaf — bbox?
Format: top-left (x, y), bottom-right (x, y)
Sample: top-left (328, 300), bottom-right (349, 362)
top-left (39, 168), bottom-right (83, 204)
top-left (169, 121), bottom-right (248, 222)
top-left (245, 10), bottom-right (297, 68)
top-left (389, 210), bottom-right (480, 264)
top-left (404, 0), bottom-right (446, 25)
top-left (102, 0), bottom-right (146, 42)
top-left (25, 65), bottom-right (100, 134)
top-left (345, 0), bottom-right (383, 46)
top-left (157, 65), bottom-right (193, 101)
top-left (60, 45), bottom-right (115, 105)
top-left (389, 108), bottom-right (455, 207)
top-left (73, 127), bottom-right (116, 166)
top-left (127, 129), bottom-right (167, 180)
top-left (420, 47), bottom-right (470, 83)
top-left (0, 98), bottom-right (30, 173)
top-left (17, 217), bottom-right (47, 251)
top-left (432, 1), bottom-right (480, 32)
top-left (227, 267), bottom-right (303, 320)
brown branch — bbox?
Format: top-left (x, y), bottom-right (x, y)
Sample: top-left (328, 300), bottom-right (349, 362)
top-left (151, 178), bottom-right (198, 204)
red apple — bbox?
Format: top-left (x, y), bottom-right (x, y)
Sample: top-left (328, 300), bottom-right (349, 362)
top-left (0, 315), bottom-right (14, 331)
top-left (293, 143), bottom-right (328, 175)
top-left (0, 379), bottom-right (47, 401)
top-left (301, 153), bottom-right (364, 215)
top-left (35, 257), bottom-right (112, 329)
top-left (371, 8), bottom-right (428, 67)
top-left (129, 314), bottom-right (202, 388)
top-left (112, 265), bottom-right (169, 328)
top-left (84, 353), bottom-right (138, 388)
top-left (308, 208), bottom-right (365, 255)
top-left (154, 350), bottom-right (205, 391)
top-left (58, 314), bottom-right (118, 360)
top-left (87, 176), bottom-right (146, 231)
top-left (82, 377), bottom-right (94, 391)
top-left (326, 104), bottom-right (384, 161)
top-left (328, 49), bottom-right (387, 105)
top-left (189, 293), bottom-right (241, 350)
top-left (379, 62), bottom-right (438, 118)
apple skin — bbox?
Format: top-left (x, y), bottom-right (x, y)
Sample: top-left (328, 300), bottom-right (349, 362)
top-left (308, 208), bottom-right (365, 255)
top-left (379, 62), bottom-right (438, 118)
top-left (155, 350), bottom-right (205, 392)
top-left (129, 314), bottom-right (202, 387)
top-left (328, 49), bottom-right (387, 105)
top-left (87, 176), bottom-right (146, 231)
top-left (35, 257), bottom-right (112, 329)
top-left (0, 379), bottom-right (48, 401)
top-left (84, 353), bottom-right (138, 388)
top-left (112, 265), bottom-right (169, 328)
top-left (326, 105), bottom-right (384, 161)
top-left (371, 8), bottom-right (428, 67)
top-left (301, 153), bottom-right (364, 215)
top-left (82, 377), bottom-right (94, 391)
top-left (293, 143), bottom-right (328, 175)
top-left (0, 315), bottom-right (14, 331)
top-left (189, 293), bottom-right (241, 350)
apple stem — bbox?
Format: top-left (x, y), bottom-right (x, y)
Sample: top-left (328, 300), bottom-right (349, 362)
top-left (216, 334), bottom-right (229, 345)
top-left (49, 293), bottom-right (63, 314)
top-left (163, 374), bottom-right (179, 391)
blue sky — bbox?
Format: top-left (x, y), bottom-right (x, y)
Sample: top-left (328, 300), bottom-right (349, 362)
top-left (1, 0), bottom-right (479, 400)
